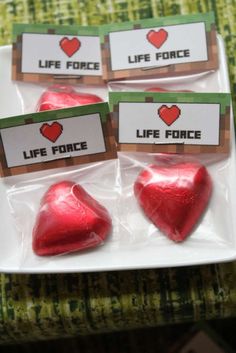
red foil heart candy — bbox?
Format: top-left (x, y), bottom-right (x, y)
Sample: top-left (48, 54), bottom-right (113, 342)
top-left (134, 163), bottom-right (212, 242)
top-left (33, 181), bottom-right (112, 256)
top-left (36, 85), bottom-right (103, 112)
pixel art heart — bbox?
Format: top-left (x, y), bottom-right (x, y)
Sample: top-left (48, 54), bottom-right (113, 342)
top-left (40, 122), bottom-right (63, 143)
top-left (146, 29), bottom-right (168, 49)
top-left (134, 163), bottom-right (212, 242)
top-left (33, 181), bottom-right (112, 256)
top-left (158, 105), bottom-right (181, 126)
top-left (59, 37), bottom-right (81, 57)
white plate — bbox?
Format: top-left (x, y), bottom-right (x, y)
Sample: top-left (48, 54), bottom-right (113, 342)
top-left (0, 36), bottom-right (236, 273)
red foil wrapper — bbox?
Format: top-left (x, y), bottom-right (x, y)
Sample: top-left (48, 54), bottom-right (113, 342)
top-left (36, 85), bottom-right (103, 112)
top-left (134, 163), bottom-right (212, 242)
top-left (33, 181), bottom-right (112, 256)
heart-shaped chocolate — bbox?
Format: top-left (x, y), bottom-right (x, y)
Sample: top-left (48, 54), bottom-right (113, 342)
top-left (33, 181), bottom-right (112, 256)
top-left (36, 85), bottom-right (103, 112)
top-left (134, 163), bottom-right (212, 242)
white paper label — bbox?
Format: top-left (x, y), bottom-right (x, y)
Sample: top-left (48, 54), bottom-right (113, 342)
top-left (109, 22), bottom-right (208, 71)
top-left (21, 33), bottom-right (102, 76)
top-left (118, 102), bottom-right (220, 145)
top-left (1, 114), bottom-right (106, 168)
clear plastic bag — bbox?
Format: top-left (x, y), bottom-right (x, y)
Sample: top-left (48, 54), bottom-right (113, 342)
top-left (108, 70), bottom-right (225, 94)
top-left (108, 35), bottom-right (228, 94)
top-left (1, 33), bottom-right (236, 272)
top-left (14, 81), bottom-right (108, 114)
top-left (6, 159), bottom-right (118, 268)
top-left (117, 151), bottom-right (236, 252)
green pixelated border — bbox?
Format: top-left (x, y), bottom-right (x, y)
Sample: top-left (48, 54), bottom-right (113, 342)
top-left (109, 92), bottom-right (231, 115)
top-left (0, 102), bottom-right (109, 129)
top-left (13, 23), bottom-right (99, 43)
top-left (100, 12), bottom-right (215, 43)
top-left (13, 13), bottom-right (215, 44)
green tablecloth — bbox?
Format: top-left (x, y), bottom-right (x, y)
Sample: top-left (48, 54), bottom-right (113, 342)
top-left (0, 0), bottom-right (236, 345)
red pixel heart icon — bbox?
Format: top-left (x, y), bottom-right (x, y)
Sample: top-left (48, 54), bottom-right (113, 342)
top-left (40, 122), bottom-right (63, 143)
top-left (134, 163), bottom-right (212, 242)
top-left (158, 105), bottom-right (181, 126)
top-left (146, 29), bottom-right (168, 49)
top-left (59, 37), bottom-right (81, 57)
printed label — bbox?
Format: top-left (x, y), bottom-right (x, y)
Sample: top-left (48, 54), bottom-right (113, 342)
top-left (110, 22), bottom-right (207, 71)
top-left (101, 12), bottom-right (218, 80)
top-left (119, 102), bottom-right (220, 145)
top-left (0, 103), bottom-right (117, 177)
top-left (21, 33), bottom-right (102, 76)
top-left (1, 114), bottom-right (105, 168)
top-left (109, 92), bottom-right (231, 154)
top-left (12, 24), bottom-right (103, 84)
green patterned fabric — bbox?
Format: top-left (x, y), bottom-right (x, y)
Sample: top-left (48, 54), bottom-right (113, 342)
top-left (0, 0), bottom-right (236, 345)
top-left (1, 320), bottom-right (236, 352)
